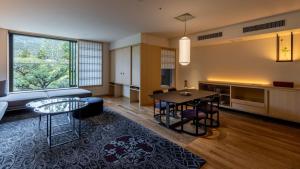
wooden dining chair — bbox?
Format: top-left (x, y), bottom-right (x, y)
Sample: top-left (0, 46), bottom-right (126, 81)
top-left (153, 90), bottom-right (166, 118)
top-left (206, 95), bottom-right (220, 127)
top-left (168, 87), bottom-right (177, 92)
top-left (153, 90), bottom-right (175, 119)
top-left (167, 87), bottom-right (179, 116)
top-left (181, 99), bottom-right (209, 136)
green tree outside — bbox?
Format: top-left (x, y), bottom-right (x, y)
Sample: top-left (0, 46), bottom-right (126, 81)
top-left (13, 35), bottom-right (71, 91)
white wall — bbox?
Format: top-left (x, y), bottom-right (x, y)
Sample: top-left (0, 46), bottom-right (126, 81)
top-left (141, 33), bottom-right (170, 48)
top-left (171, 10), bottom-right (300, 48)
top-left (171, 10), bottom-right (300, 89)
top-left (110, 33), bottom-right (170, 50)
top-left (176, 34), bottom-right (300, 89)
top-left (110, 33), bottom-right (142, 50)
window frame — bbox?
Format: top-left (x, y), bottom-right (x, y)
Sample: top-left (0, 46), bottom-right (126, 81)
top-left (160, 48), bottom-right (176, 88)
top-left (8, 32), bottom-right (78, 92)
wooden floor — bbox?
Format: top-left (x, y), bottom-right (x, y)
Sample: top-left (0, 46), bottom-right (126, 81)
top-left (104, 96), bottom-right (300, 169)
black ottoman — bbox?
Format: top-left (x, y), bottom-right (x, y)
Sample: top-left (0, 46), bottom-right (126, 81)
top-left (73, 97), bottom-right (103, 119)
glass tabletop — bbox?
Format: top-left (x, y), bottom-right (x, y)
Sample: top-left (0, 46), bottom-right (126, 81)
top-left (34, 100), bottom-right (88, 114)
top-left (26, 97), bottom-right (80, 109)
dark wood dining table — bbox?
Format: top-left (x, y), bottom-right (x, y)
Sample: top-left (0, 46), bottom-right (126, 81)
top-left (150, 89), bottom-right (217, 128)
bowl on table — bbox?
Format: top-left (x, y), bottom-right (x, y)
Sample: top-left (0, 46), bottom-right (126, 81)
top-left (179, 91), bottom-right (191, 96)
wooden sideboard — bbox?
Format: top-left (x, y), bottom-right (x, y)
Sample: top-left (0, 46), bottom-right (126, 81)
top-left (199, 81), bottom-right (300, 123)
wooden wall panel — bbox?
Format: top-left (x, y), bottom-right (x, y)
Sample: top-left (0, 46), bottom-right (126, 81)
top-left (0, 29), bottom-right (8, 81)
top-left (140, 44), bottom-right (162, 106)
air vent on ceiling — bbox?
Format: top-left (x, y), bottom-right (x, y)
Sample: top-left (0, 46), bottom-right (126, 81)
top-left (243, 20), bottom-right (285, 33)
top-left (198, 32), bottom-right (223, 41)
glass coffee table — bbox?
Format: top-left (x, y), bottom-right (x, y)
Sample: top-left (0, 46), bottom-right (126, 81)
top-left (26, 97), bottom-right (81, 129)
top-left (27, 97), bottom-right (88, 148)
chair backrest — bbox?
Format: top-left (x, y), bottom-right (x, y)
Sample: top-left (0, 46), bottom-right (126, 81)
top-left (195, 99), bottom-right (209, 111)
top-left (210, 95), bottom-right (220, 107)
top-left (153, 90), bottom-right (164, 104)
top-left (168, 88), bottom-right (177, 92)
top-left (204, 95), bottom-right (220, 112)
top-left (153, 90), bottom-right (163, 95)
top-left (188, 99), bottom-right (209, 112)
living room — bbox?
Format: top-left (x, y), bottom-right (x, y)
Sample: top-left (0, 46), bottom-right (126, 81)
top-left (0, 1), bottom-right (300, 169)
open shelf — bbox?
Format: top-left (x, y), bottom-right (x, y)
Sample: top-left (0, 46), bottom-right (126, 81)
top-left (199, 83), bottom-right (230, 94)
top-left (199, 83), bottom-right (230, 107)
top-left (231, 98), bottom-right (265, 107)
top-left (220, 95), bottom-right (230, 107)
top-left (231, 86), bottom-right (266, 115)
top-left (220, 93), bottom-right (230, 96)
top-left (199, 81), bottom-right (267, 115)
top-left (231, 86), bottom-right (265, 103)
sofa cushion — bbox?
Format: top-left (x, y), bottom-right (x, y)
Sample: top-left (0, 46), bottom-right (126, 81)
top-left (0, 80), bottom-right (7, 97)
top-left (0, 102), bottom-right (8, 120)
top-left (0, 88), bottom-right (92, 111)
top-left (80, 97), bottom-right (103, 104)
top-left (0, 91), bottom-right (48, 110)
top-left (46, 88), bottom-right (92, 98)
top-left (73, 97), bottom-right (103, 119)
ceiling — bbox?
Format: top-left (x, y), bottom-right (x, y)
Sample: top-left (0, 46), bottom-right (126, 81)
top-left (1, 0), bottom-right (300, 42)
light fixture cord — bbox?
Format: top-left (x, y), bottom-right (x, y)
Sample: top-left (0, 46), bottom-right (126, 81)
top-left (184, 16), bottom-right (187, 36)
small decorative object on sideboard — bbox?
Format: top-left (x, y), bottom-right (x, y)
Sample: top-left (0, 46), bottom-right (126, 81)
top-left (184, 80), bottom-right (188, 88)
top-left (179, 91), bottom-right (191, 96)
top-left (273, 81), bottom-right (294, 88)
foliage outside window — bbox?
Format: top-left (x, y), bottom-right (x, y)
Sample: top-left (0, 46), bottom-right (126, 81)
top-left (9, 34), bottom-right (77, 92)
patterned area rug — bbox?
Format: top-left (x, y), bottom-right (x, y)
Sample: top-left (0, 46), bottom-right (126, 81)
top-left (0, 108), bottom-right (206, 169)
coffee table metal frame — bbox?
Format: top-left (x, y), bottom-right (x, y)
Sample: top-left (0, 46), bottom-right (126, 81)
top-left (27, 98), bottom-right (88, 148)
top-left (26, 97), bottom-right (80, 130)
top-left (42, 105), bottom-right (84, 148)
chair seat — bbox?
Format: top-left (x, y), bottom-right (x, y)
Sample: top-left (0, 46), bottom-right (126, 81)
top-left (205, 105), bottom-right (219, 114)
top-left (81, 97), bottom-right (103, 104)
top-left (182, 109), bottom-right (206, 119)
top-left (73, 97), bottom-right (103, 119)
top-left (155, 102), bottom-right (175, 109)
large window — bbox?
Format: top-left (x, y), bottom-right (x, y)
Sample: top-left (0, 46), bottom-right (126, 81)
top-left (9, 33), bottom-right (77, 92)
top-left (161, 49), bottom-right (176, 87)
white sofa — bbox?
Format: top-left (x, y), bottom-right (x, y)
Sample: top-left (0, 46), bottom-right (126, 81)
top-left (0, 88), bottom-right (92, 111)
top-left (0, 101), bottom-right (8, 120)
